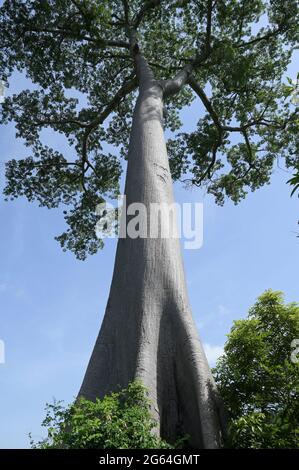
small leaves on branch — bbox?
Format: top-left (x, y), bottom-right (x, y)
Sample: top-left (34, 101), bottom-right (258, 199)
top-left (0, 0), bottom-right (298, 256)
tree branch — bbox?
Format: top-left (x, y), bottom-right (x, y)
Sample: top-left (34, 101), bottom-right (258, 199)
top-left (160, 64), bottom-right (193, 97)
top-left (133, 0), bottom-right (161, 29)
top-left (122, 0), bottom-right (130, 24)
top-left (77, 74), bottom-right (138, 182)
top-left (188, 76), bottom-right (295, 135)
top-left (32, 161), bottom-right (80, 168)
top-left (205, 0), bottom-right (213, 55)
top-left (159, 0), bottom-right (215, 98)
top-left (188, 76), bottom-right (222, 131)
top-left (33, 118), bottom-right (90, 128)
top-left (242, 129), bottom-right (254, 163)
top-left (23, 26), bottom-right (130, 49)
top-left (235, 24), bottom-right (285, 49)
top-left (194, 131), bottom-right (222, 186)
top-left (87, 74), bottom-right (137, 130)
top-left (86, 159), bottom-right (102, 181)
top-left (70, 0), bottom-right (86, 18)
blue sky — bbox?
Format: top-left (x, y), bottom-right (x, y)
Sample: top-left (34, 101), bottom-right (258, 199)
top-left (0, 18), bottom-right (299, 449)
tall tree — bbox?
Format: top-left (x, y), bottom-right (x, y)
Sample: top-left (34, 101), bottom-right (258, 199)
top-left (0, 0), bottom-right (298, 448)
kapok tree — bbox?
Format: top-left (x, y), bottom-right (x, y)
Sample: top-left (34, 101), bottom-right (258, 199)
top-left (0, 0), bottom-right (298, 448)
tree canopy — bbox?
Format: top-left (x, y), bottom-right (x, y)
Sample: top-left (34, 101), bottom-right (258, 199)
top-left (1, 0), bottom-right (298, 258)
top-left (213, 290), bottom-right (299, 448)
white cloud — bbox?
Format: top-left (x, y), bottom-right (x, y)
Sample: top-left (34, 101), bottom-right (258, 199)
top-left (0, 283), bottom-right (8, 293)
top-left (203, 343), bottom-right (224, 366)
top-left (10, 351), bottom-right (89, 390)
top-left (0, 340), bottom-right (5, 364)
top-left (196, 319), bottom-right (205, 330)
top-left (218, 304), bottom-right (231, 316)
top-left (0, 282), bottom-right (27, 299)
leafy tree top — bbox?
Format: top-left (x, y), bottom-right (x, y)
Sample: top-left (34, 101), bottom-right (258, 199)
top-left (1, 0), bottom-right (298, 258)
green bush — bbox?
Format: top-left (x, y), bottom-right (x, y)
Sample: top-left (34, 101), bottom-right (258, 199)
top-left (213, 290), bottom-right (299, 449)
top-left (30, 381), bottom-right (176, 449)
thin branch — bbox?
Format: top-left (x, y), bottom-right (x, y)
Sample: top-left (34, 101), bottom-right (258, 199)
top-left (77, 74), bottom-right (138, 182)
top-left (242, 129), bottom-right (254, 163)
top-left (235, 24), bottom-right (285, 49)
top-left (133, 0), bottom-right (161, 28)
top-left (70, 0), bottom-right (86, 17)
top-left (188, 76), bottom-right (222, 131)
top-left (238, 130), bottom-right (265, 181)
top-left (34, 161), bottom-right (80, 167)
top-left (81, 132), bottom-right (89, 192)
top-left (189, 76), bottom-right (295, 135)
top-left (186, 76), bottom-right (224, 185)
top-left (33, 118), bottom-right (90, 128)
top-left (148, 61), bottom-right (180, 72)
top-left (193, 133), bottom-right (222, 186)
top-left (0, 160), bottom-right (80, 167)
top-left (86, 159), bottom-right (102, 181)
top-left (160, 0), bottom-right (215, 99)
top-left (186, 75), bottom-right (276, 185)
top-left (87, 74), bottom-right (137, 130)
top-left (122, 0), bottom-right (130, 24)
top-left (23, 26), bottom-right (130, 49)
top-left (205, 0), bottom-right (213, 55)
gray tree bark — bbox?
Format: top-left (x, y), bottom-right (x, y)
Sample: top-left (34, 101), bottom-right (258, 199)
top-left (79, 53), bottom-right (226, 449)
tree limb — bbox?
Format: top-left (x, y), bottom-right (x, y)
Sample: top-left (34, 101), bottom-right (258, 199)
top-left (122, 0), bottom-right (130, 24)
top-left (188, 76), bottom-right (222, 131)
top-left (235, 24), bottom-right (285, 49)
top-left (87, 74), bottom-right (138, 130)
top-left (78, 74), bottom-right (138, 182)
top-left (133, 0), bottom-right (161, 28)
top-left (23, 26), bottom-right (130, 49)
top-left (159, 1), bottom-right (215, 98)
top-left (242, 129), bottom-right (254, 164)
top-left (188, 76), bottom-right (295, 134)
top-left (205, 0), bottom-right (213, 55)
top-left (160, 64), bottom-right (193, 97)
top-left (33, 118), bottom-right (90, 128)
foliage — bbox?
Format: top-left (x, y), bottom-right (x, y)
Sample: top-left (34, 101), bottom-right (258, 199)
top-left (30, 381), bottom-right (179, 449)
top-left (288, 169), bottom-right (299, 197)
top-left (213, 290), bottom-right (299, 448)
top-left (0, 1), bottom-right (298, 258)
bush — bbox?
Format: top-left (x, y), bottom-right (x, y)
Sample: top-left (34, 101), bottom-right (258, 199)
top-left (213, 290), bottom-right (299, 449)
top-left (30, 381), bottom-right (176, 449)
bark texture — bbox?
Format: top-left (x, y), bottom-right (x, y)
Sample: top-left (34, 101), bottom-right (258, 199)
top-left (79, 54), bottom-right (226, 448)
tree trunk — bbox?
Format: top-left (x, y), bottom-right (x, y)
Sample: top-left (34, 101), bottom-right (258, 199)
top-left (79, 55), bottom-right (226, 448)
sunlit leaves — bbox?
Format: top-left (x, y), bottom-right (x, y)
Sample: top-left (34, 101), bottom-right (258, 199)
top-left (287, 170), bottom-right (299, 197)
top-left (1, 0), bottom-right (299, 257)
top-left (213, 290), bottom-right (299, 448)
top-left (30, 381), bottom-right (174, 449)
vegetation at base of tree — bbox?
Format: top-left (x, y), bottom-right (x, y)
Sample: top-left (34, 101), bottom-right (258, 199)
top-left (213, 290), bottom-right (299, 449)
top-left (30, 381), bottom-right (185, 449)
top-left (31, 290), bottom-right (298, 450)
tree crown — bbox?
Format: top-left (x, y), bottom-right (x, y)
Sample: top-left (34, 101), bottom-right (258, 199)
top-left (1, 0), bottom-right (298, 258)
